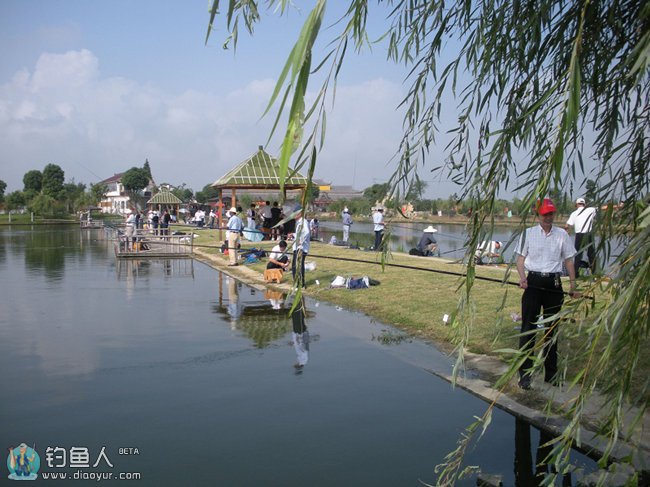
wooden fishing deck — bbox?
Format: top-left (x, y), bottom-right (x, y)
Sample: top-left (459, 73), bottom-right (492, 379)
top-left (109, 227), bottom-right (194, 259)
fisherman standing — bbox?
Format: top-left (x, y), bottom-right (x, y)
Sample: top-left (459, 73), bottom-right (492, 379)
top-left (565, 197), bottom-right (597, 274)
top-left (342, 207), bottom-right (353, 243)
top-left (515, 198), bottom-right (577, 390)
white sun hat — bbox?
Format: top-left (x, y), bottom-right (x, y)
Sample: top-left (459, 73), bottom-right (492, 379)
top-left (423, 225), bottom-right (437, 233)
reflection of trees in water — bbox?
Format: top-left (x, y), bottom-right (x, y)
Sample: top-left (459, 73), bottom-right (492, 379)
top-left (213, 302), bottom-right (293, 349)
top-left (23, 227), bottom-right (81, 281)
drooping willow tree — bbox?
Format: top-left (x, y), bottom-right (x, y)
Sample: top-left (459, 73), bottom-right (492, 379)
top-left (207, 0), bottom-right (649, 483)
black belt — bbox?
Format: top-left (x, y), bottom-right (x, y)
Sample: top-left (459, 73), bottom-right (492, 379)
top-left (528, 271), bottom-right (561, 278)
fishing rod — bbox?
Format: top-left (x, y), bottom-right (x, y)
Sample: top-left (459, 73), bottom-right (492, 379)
top-left (184, 241), bottom-right (593, 300)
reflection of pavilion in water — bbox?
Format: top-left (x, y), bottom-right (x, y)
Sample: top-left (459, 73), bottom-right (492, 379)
top-left (212, 272), bottom-right (315, 349)
top-left (116, 258), bottom-right (195, 281)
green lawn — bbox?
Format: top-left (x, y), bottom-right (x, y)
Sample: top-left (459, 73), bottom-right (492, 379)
top-left (182, 225), bottom-right (648, 400)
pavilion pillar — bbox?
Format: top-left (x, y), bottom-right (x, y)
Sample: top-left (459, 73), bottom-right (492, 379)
top-left (218, 189), bottom-right (223, 242)
top-left (231, 189), bottom-right (237, 210)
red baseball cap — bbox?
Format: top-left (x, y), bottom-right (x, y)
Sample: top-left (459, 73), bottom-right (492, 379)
top-left (537, 198), bottom-right (557, 215)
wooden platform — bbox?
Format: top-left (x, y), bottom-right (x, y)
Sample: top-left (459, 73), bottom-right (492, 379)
top-left (112, 228), bottom-right (194, 259)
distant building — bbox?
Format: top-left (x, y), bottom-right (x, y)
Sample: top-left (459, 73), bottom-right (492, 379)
top-left (312, 179), bottom-right (364, 210)
top-left (98, 172), bottom-right (156, 214)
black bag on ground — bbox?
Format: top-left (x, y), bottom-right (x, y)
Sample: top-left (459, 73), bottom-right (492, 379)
top-left (409, 248), bottom-right (424, 256)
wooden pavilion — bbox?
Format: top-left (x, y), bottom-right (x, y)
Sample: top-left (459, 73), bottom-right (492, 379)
top-left (210, 146), bottom-right (308, 238)
top-left (147, 187), bottom-right (183, 216)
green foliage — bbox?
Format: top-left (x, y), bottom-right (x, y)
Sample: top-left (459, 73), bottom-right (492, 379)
top-left (195, 183), bottom-right (219, 203)
top-left (23, 170), bottom-right (43, 193)
top-left (0, 180), bottom-right (6, 203)
top-left (171, 184), bottom-right (194, 203)
top-left (327, 198), bottom-right (371, 215)
top-left (22, 188), bottom-right (39, 204)
top-left (5, 191), bottom-right (25, 211)
top-left (27, 193), bottom-right (66, 217)
top-left (143, 158), bottom-right (153, 180)
top-left (90, 183), bottom-right (108, 205)
top-left (207, 1), bottom-right (649, 482)
top-left (42, 164), bottom-right (65, 199)
top-left (121, 167), bottom-right (149, 193)
top-left (363, 183), bottom-right (389, 203)
top-left (62, 181), bottom-right (86, 213)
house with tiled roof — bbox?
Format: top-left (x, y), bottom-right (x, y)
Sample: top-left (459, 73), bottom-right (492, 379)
top-left (98, 171), bottom-right (156, 214)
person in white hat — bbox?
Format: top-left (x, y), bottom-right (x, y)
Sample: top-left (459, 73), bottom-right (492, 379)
top-left (565, 197), bottom-right (597, 273)
top-left (341, 207), bottom-right (353, 243)
top-left (416, 226), bottom-right (438, 256)
top-left (226, 207), bottom-right (243, 266)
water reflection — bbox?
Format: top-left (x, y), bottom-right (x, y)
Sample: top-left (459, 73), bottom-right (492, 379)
top-left (291, 296), bottom-right (310, 372)
top-left (213, 273), bottom-right (294, 348)
top-left (514, 418), bottom-right (573, 486)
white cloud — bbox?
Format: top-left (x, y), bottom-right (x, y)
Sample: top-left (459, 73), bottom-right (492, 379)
top-left (0, 48), bottom-right (411, 194)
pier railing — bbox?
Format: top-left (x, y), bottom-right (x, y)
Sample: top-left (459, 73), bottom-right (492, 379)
top-left (105, 225), bottom-right (194, 258)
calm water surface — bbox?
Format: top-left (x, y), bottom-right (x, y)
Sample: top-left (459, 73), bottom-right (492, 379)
top-left (0, 226), bottom-right (596, 486)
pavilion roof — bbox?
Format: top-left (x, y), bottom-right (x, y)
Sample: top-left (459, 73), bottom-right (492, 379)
top-left (211, 147), bottom-right (308, 190)
top-left (147, 188), bottom-right (182, 205)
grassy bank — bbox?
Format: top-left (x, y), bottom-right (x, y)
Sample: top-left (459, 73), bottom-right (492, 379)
top-left (184, 226), bottom-right (648, 399)
top-left (189, 227), bottom-right (526, 356)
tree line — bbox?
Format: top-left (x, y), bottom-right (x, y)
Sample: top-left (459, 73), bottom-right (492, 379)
top-left (0, 166), bottom-right (597, 218)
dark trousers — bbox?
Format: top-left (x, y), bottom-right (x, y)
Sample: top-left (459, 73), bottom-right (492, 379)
top-left (266, 255), bottom-right (288, 270)
top-left (519, 274), bottom-right (564, 382)
top-left (374, 230), bottom-right (384, 250)
top-left (292, 249), bottom-right (306, 287)
top-left (574, 232), bottom-right (595, 272)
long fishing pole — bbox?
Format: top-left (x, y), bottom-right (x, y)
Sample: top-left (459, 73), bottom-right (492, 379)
top-left (108, 225), bottom-right (591, 299)
top-left (185, 241), bottom-right (593, 300)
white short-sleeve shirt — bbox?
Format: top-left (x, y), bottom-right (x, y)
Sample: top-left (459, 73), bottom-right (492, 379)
top-left (516, 225), bottom-right (576, 273)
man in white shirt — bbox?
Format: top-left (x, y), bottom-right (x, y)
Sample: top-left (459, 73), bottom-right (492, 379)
top-left (260, 201), bottom-right (273, 240)
top-left (266, 240), bottom-right (289, 271)
top-left (515, 198), bottom-right (577, 390)
top-left (226, 207), bottom-right (243, 266)
top-left (342, 207), bottom-right (353, 243)
top-left (475, 240), bottom-right (502, 264)
top-left (372, 207), bottom-right (385, 250)
top-left (292, 208), bottom-right (311, 287)
top-left (565, 197), bottom-right (597, 273)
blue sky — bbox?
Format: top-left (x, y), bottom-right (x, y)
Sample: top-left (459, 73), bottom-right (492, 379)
top-left (0, 0), bottom-right (464, 197)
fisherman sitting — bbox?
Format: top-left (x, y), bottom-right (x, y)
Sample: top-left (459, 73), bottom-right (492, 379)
top-left (416, 226), bottom-right (439, 256)
top-left (475, 240), bottom-right (503, 265)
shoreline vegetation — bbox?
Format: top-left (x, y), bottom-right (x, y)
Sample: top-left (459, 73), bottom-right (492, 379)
top-left (4, 223), bottom-right (648, 390)
top-left (3, 220), bottom-right (648, 477)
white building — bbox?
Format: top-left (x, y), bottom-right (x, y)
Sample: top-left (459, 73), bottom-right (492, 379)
top-left (98, 172), bottom-right (156, 214)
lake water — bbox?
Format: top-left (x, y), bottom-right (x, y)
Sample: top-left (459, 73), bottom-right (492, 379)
top-left (318, 220), bottom-right (517, 260)
top-left (1, 226), bottom-right (597, 485)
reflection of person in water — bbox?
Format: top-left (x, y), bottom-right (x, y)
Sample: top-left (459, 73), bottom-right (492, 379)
top-left (226, 277), bottom-right (242, 327)
top-left (264, 289), bottom-right (285, 310)
top-left (514, 418), bottom-right (572, 486)
top-left (291, 297), bottom-right (310, 370)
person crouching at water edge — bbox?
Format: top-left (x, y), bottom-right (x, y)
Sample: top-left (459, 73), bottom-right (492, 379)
top-left (292, 207), bottom-right (311, 287)
top-left (475, 240), bottom-right (503, 265)
top-left (226, 207), bottom-right (243, 266)
top-left (515, 198), bottom-right (579, 390)
top-left (267, 240), bottom-right (289, 272)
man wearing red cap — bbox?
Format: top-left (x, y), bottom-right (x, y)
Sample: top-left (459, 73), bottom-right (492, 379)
top-left (515, 198), bottom-right (577, 390)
